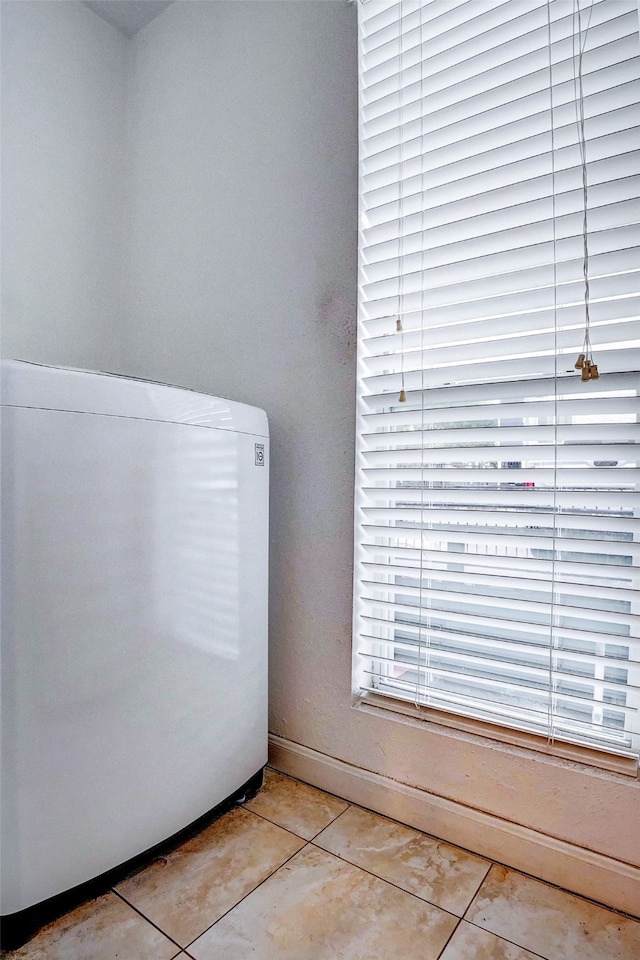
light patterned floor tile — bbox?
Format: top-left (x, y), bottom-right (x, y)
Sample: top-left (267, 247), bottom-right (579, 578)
top-left (440, 920), bottom-right (543, 960)
top-left (314, 803), bottom-right (490, 915)
top-left (466, 865), bottom-right (640, 960)
top-left (0, 891), bottom-right (179, 960)
top-left (115, 806), bottom-right (304, 946)
top-left (244, 768), bottom-right (349, 839)
top-left (187, 843), bottom-right (458, 960)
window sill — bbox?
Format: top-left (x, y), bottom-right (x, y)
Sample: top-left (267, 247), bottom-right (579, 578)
top-left (354, 691), bottom-right (639, 779)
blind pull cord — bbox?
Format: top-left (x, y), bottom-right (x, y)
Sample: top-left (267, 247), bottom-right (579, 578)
top-left (572, 0), bottom-right (599, 380)
top-left (396, 318), bottom-right (406, 402)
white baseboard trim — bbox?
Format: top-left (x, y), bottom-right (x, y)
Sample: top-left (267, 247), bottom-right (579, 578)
top-left (268, 734), bottom-right (640, 918)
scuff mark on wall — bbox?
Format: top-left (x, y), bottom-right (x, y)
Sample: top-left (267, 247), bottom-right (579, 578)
top-left (318, 287), bottom-right (357, 359)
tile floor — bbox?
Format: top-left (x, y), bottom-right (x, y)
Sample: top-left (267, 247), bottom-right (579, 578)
top-left (4, 767), bottom-right (639, 960)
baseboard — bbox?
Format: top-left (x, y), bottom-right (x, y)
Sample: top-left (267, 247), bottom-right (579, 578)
top-left (268, 734), bottom-right (640, 918)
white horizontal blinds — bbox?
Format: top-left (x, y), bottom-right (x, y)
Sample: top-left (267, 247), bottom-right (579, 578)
top-left (354, 0), bottom-right (640, 757)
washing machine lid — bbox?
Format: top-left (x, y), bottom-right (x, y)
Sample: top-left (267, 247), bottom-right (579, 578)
top-left (1, 360), bottom-right (268, 437)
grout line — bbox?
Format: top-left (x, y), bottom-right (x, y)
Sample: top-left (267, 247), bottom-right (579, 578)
top-left (240, 801), bottom-right (353, 845)
top-left (461, 862), bottom-right (493, 922)
top-left (462, 918), bottom-right (550, 960)
top-left (303, 788), bottom-right (493, 867)
top-left (465, 858), bottom-right (640, 924)
top-left (242, 772), bottom-right (352, 841)
top-left (460, 860), bottom-right (492, 920)
top-left (110, 888), bottom-right (183, 952)
top-left (308, 804), bottom-right (353, 843)
top-left (240, 804), bottom-right (305, 836)
top-left (307, 839), bottom-right (461, 923)
top-left (433, 916), bottom-right (462, 960)
top-left (182, 842), bottom-right (314, 951)
top-left (433, 916), bottom-right (551, 960)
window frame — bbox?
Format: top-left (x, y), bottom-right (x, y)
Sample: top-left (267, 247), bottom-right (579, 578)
top-left (352, 0), bottom-right (640, 770)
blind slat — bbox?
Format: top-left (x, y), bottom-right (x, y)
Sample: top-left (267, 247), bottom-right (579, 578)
top-left (360, 544), bottom-right (638, 587)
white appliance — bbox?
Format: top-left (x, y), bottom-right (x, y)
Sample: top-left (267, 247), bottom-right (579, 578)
top-left (0, 360), bottom-right (269, 945)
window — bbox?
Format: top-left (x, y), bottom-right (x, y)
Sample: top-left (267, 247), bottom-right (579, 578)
top-left (353, 0), bottom-right (640, 760)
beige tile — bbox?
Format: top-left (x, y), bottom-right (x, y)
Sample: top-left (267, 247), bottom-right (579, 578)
top-left (440, 920), bottom-right (542, 960)
top-left (244, 767), bottom-right (349, 839)
top-left (1, 891), bottom-right (178, 960)
top-left (188, 843), bottom-right (458, 960)
top-left (466, 864), bottom-right (640, 960)
top-left (115, 806), bottom-right (304, 947)
top-left (314, 803), bottom-right (490, 915)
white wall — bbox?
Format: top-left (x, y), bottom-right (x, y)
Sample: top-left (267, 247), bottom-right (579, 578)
top-left (122, 0), bottom-right (359, 782)
top-left (1, 0), bottom-right (127, 369)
